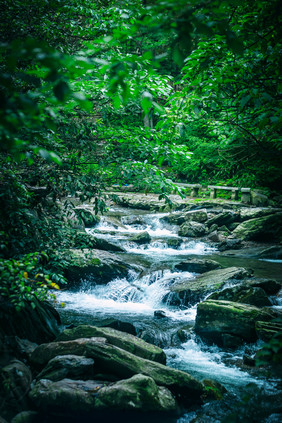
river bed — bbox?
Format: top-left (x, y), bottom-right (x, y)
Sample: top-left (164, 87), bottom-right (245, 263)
top-left (57, 205), bottom-right (282, 422)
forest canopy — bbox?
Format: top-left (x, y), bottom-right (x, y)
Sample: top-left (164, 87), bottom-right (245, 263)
top-left (0, 0), bottom-right (281, 298)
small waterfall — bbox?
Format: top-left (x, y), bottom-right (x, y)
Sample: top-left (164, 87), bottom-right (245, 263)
top-left (58, 204), bottom-right (281, 419)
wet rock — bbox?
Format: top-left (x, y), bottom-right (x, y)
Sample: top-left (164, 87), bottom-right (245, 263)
top-left (56, 325), bottom-right (166, 364)
top-left (178, 222), bottom-right (206, 237)
top-left (154, 310), bottom-right (167, 319)
top-left (29, 378), bottom-right (106, 414)
top-left (185, 210), bottom-right (208, 223)
top-left (84, 341), bottom-right (204, 404)
top-left (228, 222), bottom-right (240, 231)
top-left (161, 210), bottom-right (208, 226)
top-left (31, 339), bottom-right (203, 405)
top-left (176, 327), bottom-right (192, 344)
top-left (174, 259), bottom-right (222, 274)
top-left (129, 231), bottom-right (151, 244)
top-left (36, 355), bottom-right (94, 382)
top-left (233, 213), bottom-right (282, 241)
top-left (207, 230), bottom-right (221, 242)
top-left (0, 360), bottom-right (32, 420)
top-left (11, 411), bottom-right (38, 423)
top-left (94, 374), bottom-right (178, 412)
top-left (244, 278), bottom-right (281, 295)
top-left (3, 337), bottom-right (38, 361)
top-left (217, 238), bottom-right (243, 251)
top-left (166, 238), bottom-right (183, 248)
top-left (160, 212), bottom-right (187, 225)
top-left (207, 223), bottom-right (218, 233)
top-left (195, 299), bottom-right (277, 347)
top-left (29, 375), bottom-right (178, 415)
top-left (121, 215), bottom-right (146, 226)
top-left (255, 321), bottom-right (282, 341)
top-left (94, 318), bottom-right (137, 335)
top-left (168, 267), bottom-right (250, 307)
top-left (206, 212), bottom-right (238, 228)
top-left (257, 245), bottom-right (282, 259)
top-left (240, 207), bottom-right (280, 221)
top-left (251, 192), bottom-right (269, 207)
top-left (63, 249), bottom-right (140, 287)
top-left (0, 299), bottom-right (61, 344)
top-left (207, 285), bottom-right (272, 307)
top-left (89, 237), bottom-right (125, 252)
top-left (31, 337), bottom-right (108, 366)
top-left (218, 225), bottom-right (230, 234)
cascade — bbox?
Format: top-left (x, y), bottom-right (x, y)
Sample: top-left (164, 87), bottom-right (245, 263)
top-left (57, 205), bottom-right (282, 422)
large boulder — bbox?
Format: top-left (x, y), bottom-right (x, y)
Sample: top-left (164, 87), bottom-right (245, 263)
top-left (56, 325), bottom-right (166, 364)
top-left (36, 355), bottom-right (95, 382)
top-left (244, 278), bottom-right (281, 296)
top-left (233, 213), bottom-right (282, 241)
top-left (30, 338), bottom-right (204, 404)
top-left (174, 259), bottom-right (222, 274)
top-left (166, 267), bottom-right (250, 307)
top-left (161, 210), bottom-right (208, 226)
top-left (29, 375), bottom-right (178, 415)
top-left (239, 207), bottom-right (280, 221)
top-left (251, 192), bottom-right (269, 207)
top-left (195, 299), bottom-right (278, 347)
top-left (92, 318), bottom-right (137, 335)
top-left (160, 212), bottom-right (187, 226)
top-left (207, 285), bottom-right (272, 307)
top-left (2, 336), bottom-right (38, 362)
top-left (0, 360), bottom-right (32, 420)
top-left (62, 249), bottom-right (140, 287)
top-left (178, 222), bottom-right (206, 237)
top-left (30, 337), bottom-right (107, 367)
top-left (128, 231), bottom-right (151, 244)
top-left (121, 215), bottom-right (146, 226)
top-left (94, 374), bottom-right (178, 412)
top-left (29, 378), bottom-right (106, 414)
top-left (0, 299), bottom-right (61, 344)
top-left (70, 231), bottom-right (125, 252)
top-left (84, 340), bottom-right (204, 404)
top-left (184, 210), bottom-right (208, 223)
top-left (255, 321), bottom-right (282, 342)
top-left (91, 237), bottom-right (125, 252)
top-left (206, 212), bottom-right (238, 228)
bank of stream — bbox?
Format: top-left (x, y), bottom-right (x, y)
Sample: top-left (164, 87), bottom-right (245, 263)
top-left (56, 201), bottom-right (282, 422)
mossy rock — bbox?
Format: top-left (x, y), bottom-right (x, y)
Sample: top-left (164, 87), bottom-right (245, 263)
top-left (233, 213), bottom-right (282, 241)
top-left (29, 375), bottom-right (178, 415)
top-left (62, 249), bottom-right (139, 287)
top-left (56, 325), bottom-right (166, 364)
top-left (207, 285), bottom-right (272, 307)
top-left (31, 337), bottom-right (204, 405)
top-left (195, 299), bottom-right (278, 347)
top-left (167, 267), bottom-right (250, 307)
top-left (129, 231), bottom-right (151, 244)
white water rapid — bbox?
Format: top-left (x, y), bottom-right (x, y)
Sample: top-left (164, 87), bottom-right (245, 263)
top-left (57, 206), bottom-right (281, 422)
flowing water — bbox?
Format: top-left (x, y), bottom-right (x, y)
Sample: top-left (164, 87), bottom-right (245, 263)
top-left (57, 206), bottom-right (282, 422)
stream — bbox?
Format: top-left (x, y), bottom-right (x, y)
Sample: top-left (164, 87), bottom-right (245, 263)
top-left (57, 205), bottom-right (282, 422)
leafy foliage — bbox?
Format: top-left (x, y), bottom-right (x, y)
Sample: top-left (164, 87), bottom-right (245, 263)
top-left (0, 252), bottom-right (66, 311)
top-left (0, 0), bottom-right (281, 308)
